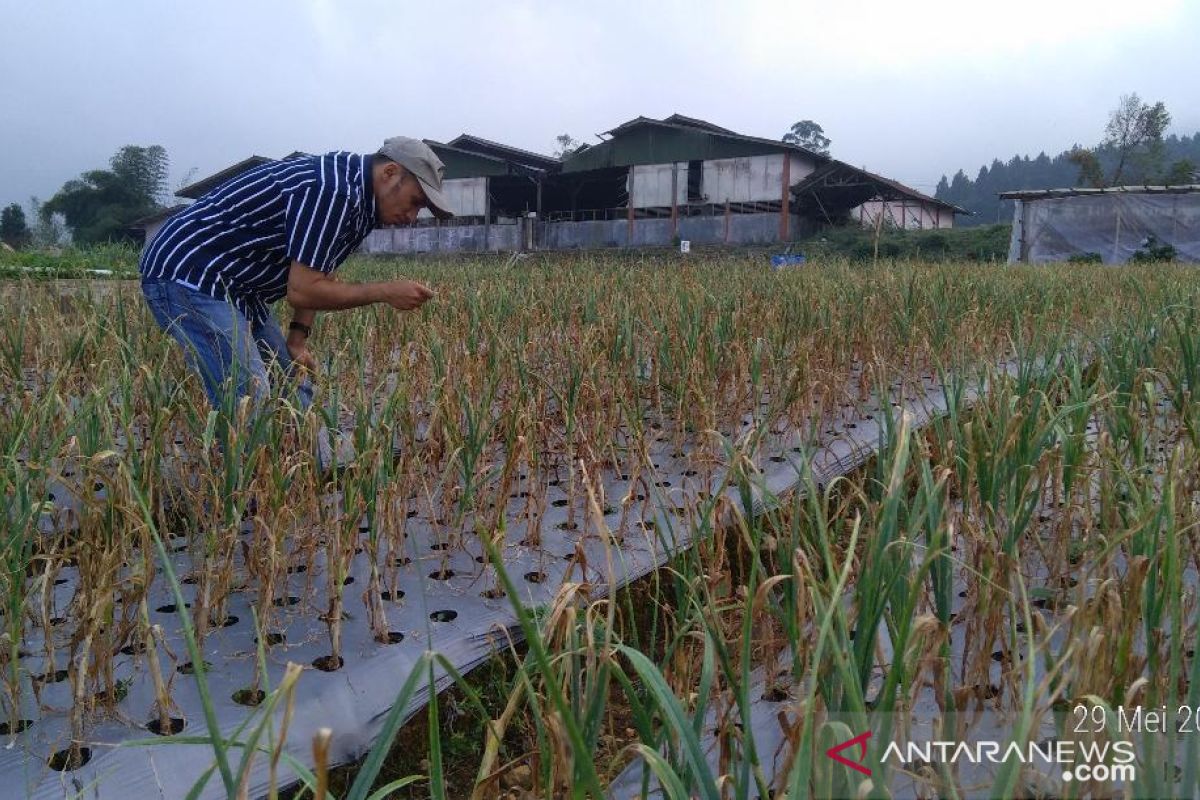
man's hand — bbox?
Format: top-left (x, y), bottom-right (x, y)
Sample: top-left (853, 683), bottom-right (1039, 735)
top-left (287, 261), bottom-right (434, 312)
top-left (377, 279), bottom-right (435, 311)
top-left (287, 337), bottom-right (317, 374)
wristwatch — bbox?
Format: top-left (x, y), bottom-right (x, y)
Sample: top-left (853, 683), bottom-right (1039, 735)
top-left (288, 321), bottom-right (312, 338)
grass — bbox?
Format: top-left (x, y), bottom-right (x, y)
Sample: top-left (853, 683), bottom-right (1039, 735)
top-left (0, 242), bottom-right (140, 279)
top-left (1, 251), bottom-right (1199, 798)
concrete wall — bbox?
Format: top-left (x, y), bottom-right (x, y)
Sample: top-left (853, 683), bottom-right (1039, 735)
top-left (360, 213), bottom-right (805, 254)
top-left (854, 199), bottom-right (953, 229)
top-left (361, 222), bottom-right (519, 253)
top-left (539, 219), bottom-right (629, 249)
top-left (416, 176), bottom-right (487, 220)
top-left (628, 163), bottom-right (687, 208)
top-left (701, 154), bottom-right (816, 204)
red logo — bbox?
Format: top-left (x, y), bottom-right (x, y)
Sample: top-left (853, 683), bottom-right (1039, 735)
top-left (826, 731), bottom-right (873, 776)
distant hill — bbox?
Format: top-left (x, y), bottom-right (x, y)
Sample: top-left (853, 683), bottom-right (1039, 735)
top-left (935, 132), bottom-right (1200, 227)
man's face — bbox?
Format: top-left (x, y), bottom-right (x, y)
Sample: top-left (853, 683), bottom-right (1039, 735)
top-left (375, 162), bottom-right (429, 226)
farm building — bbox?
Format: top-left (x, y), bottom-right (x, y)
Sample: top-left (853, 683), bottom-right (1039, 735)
top-left (362, 135), bottom-right (557, 253)
top-left (1001, 185), bottom-right (1200, 264)
top-left (535, 114), bottom-right (962, 250)
top-left (144, 116), bottom-right (964, 254)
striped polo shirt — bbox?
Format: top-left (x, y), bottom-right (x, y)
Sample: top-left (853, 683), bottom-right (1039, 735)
top-left (140, 151), bottom-right (377, 324)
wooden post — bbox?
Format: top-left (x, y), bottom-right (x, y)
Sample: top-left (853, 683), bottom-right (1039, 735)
top-left (627, 166), bottom-right (635, 245)
top-left (482, 177), bottom-right (491, 253)
top-left (670, 163), bottom-right (679, 240)
top-left (779, 155), bottom-right (791, 241)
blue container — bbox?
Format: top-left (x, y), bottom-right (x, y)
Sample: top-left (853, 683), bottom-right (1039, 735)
top-left (770, 253), bottom-right (806, 269)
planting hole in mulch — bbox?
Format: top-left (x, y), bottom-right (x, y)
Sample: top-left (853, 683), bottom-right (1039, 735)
top-left (376, 631), bottom-right (405, 644)
top-left (343, 575), bottom-right (355, 585)
top-left (548, 479), bottom-right (562, 487)
top-left (273, 596), bottom-right (300, 607)
top-left (406, 509), bottom-right (419, 518)
top-left (35, 669), bottom-right (69, 685)
top-left (181, 575), bottom-right (198, 585)
top-left (482, 587), bottom-right (505, 599)
top-left (232, 688), bottom-right (265, 706)
top-left (312, 655), bottom-right (343, 672)
top-left (551, 499), bottom-right (569, 507)
top-left (639, 520), bottom-right (656, 530)
top-left (212, 615), bottom-right (239, 628)
top-left (524, 571), bottom-right (546, 584)
top-left (654, 480), bottom-right (672, 487)
top-left (48, 747), bottom-right (91, 771)
top-left (286, 564), bottom-right (307, 574)
top-left (762, 686), bottom-right (789, 702)
top-left (0, 720), bottom-right (32, 735)
top-left (556, 521), bottom-right (578, 531)
top-left (769, 456), bottom-right (786, 463)
top-left (53, 577), bottom-right (68, 585)
top-left (391, 556), bottom-right (412, 567)
top-left (177, 661), bottom-right (212, 675)
top-left (258, 632), bottom-right (286, 646)
top-left (146, 716), bottom-right (185, 735)
top-left (380, 590), bottom-right (405, 601)
top-left (48, 616), bottom-right (67, 626)
top-left (156, 603), bottom-right (189, 614)
top-left (429, 569), bottom-right (455, 580)
top-left (119, 641), bottom-right (146, 656)
top-left (430, 609), bottom-right (457, 622)
top-left (429, 542), bottom-right (450, 551)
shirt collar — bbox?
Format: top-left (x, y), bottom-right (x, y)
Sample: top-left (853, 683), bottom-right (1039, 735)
top-left (361, 153), bottom-right (377, 228)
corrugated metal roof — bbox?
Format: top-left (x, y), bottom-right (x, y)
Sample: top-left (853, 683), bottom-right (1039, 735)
top-left (445, 134), bottom-right (559, 171)
top-left (599, 115), bottom-right (827, 161)
top-left (790, 160), bottom-right (969, 215)
top-left (999, 185), bottom-right (1200, 200)
top-left (177, 156), bottom-right (273, 199)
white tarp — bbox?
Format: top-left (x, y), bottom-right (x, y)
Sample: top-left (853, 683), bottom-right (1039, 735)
top-left (1007, 190), bottom-right (1200, 264)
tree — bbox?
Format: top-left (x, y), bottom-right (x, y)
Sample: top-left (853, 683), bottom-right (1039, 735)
top-left (0, 203), bottom-right (31, 249)
top-left (42, 144), bottom-right (169, 244)
top-left (782, 120), bottom-right (831, 155)
top-left (553, 134), bottom-right (582, 159)
top-left (1165, 158), bottom-right (1197, 186)
top-left (1067, 146), bottom-right (1105, 188)
top-left (1068, 94), bottom-right (1172, 186)
top-left (27, 198), bottom-right (67, 248)
top-left (1104, 93), bottom-right (1170, 184)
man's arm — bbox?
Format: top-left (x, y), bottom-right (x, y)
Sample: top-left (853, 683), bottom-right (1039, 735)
top-left (286, 262), bottom-right (434, 311)
top-left (286, 306), bottom-right (318, 373)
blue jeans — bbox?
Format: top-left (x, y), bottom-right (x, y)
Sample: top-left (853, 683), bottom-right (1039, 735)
top-left (140, 277), bottom-right (314, 413)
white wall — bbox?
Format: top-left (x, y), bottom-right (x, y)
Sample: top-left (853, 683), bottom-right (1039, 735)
top-left (701, 154), bottom-right (817, 204)
top-left (417, 176), bottom-right (487, 219)
top-left (854, 199), bottom-right (953, 229)
top-left (628, 162), bottom-right (687, 208)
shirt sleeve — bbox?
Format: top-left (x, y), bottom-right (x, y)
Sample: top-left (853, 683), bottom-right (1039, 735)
top-left (284, 184), bottom-right (351, 273)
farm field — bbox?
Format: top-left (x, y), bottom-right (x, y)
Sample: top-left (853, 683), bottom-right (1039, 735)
top-left (3, 253), bottom-right (1200, 799)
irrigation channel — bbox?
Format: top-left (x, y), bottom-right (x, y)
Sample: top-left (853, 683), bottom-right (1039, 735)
top-left (4, 260), bottom-right (1200, 799)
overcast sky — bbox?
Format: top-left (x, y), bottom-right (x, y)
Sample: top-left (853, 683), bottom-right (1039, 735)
top-left (2, 0), bottom-right (1197, 212)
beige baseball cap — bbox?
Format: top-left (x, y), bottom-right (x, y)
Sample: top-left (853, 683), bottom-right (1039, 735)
top-left (377, 136), bottom-right (454, 220)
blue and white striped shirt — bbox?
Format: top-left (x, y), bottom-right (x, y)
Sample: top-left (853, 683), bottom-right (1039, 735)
top-left (140, 151), bottom-right (377, 324)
